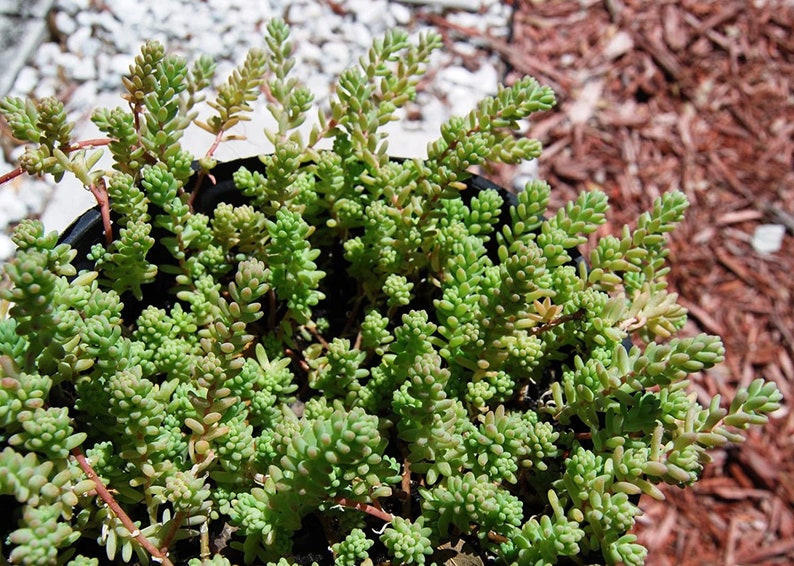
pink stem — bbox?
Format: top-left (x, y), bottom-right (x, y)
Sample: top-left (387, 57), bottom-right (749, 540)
top-left (72, 447), bottom-right (174, 566)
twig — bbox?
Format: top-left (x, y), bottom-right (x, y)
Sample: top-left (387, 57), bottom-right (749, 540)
top-left (88, 178), bottom-right (113, 245)
top-left (0, 138), bottom-right (112, 187)
top-left (529, 308), bottom-right (587, 336)
top-left (402, 458), bottom-right (412, 519)
top-left (72, 447), bottom-right (174, 566)
top-left (0, 167), bottom-right (24, 185)
top-left (159, 510), bottom-right (187, 558)
top-left (334, 497), bottom-right (394, 523)
top-left (305, 324), bottom-right (329, 349)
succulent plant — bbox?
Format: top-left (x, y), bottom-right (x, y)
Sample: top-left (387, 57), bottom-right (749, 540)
top-left (0, 18), bottom-right (781, 566)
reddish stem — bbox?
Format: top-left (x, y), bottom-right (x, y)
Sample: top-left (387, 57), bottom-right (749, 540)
top-left (0, 138), bottom-right (112, 187)
top-left (306, 324), bottom-right (329, 349)
top-left (204, 130), bottom-right (225, 160)
top-left (334, 497), bottom-right (394, 523)
top-left (88, 179), bottom-right (113, 244)
top-left (0, 167), bottom-right (23, 185)
top-left (401, 459), bottom-right (412, 519)
top-left (188, 130), bottom-right (225, 206)
top-left (72, 447), bottom-right (174, 566)
top-left (64, 138), bottom-right (113, 151)
top-left (529, 308), bottom-right (587, 337)
top-left (159, 510), bottom-right (188, 556)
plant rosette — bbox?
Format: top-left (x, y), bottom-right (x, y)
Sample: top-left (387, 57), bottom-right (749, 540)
top-left (0, 18), bottom-right (782, 566)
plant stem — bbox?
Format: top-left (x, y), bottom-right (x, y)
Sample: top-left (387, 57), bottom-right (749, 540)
top-left (334, 497), bottom-right (394, 523)
top-left (402, 458), bottom-right (412, 519)
top-left (88, 179), bottom-right (113, 245)
top-left (530, 308), bottom-right (587, 336)
top-left (72, 447), bottom-right (174, 566)
top-left (0, 138), bottom-right (112, 186)
top-left (159, 510), bottom-right (187, 556)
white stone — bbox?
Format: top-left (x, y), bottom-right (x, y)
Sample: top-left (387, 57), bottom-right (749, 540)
top-left (33, 43), bottom-right (63, 75)
top-left (471, 63), bottom-right (498, 95)
top-left (74, 10), bottom-right (100, 28)
top-left (297, 42), bottom-right (324, 67)
top-left (321, 41), bottom-right (352, 77)
top-left (54, 10), bottom-right (78, 35)
top-left (452, 41), bottom-right (478, 57)
top-left (390, 2), bottom-right (412, 25)
top-left (95, 54), bottom-right (128, 90)
top-left (304, 73), bottom-right (333, 102)
top-left (75, 36), bottom-right (103, 59)
top-left (103, 0), bottom-right (145, 18)
top-left (448, 11), bottom-right (489, 33)
top-left (16, 179), bottom-right (52, 213)
top-left (108, 53), bottom-right (134, 77)
top-left (512, 159), bottom-right (539, 192)
top-left (348, 0), bottom-right (388, 29)
top-left (66, 26), bottom-right (92, 55)
top-left (446, 84), bottom-right (480, 118)
top-left (56, 0), bottom-right (91, 16)
top-left (148, 1), bottom-right (177, 26)
top-left (74, 57), bottom-right (98, 81)
top-left (32, 77), bottom-right (60, 100)
top-left (341, 21), bottom-right (374, 50)
top-left (56, 50), bottom-right (80, 72)
top-left (0, 233), bottom-right (15, 262)
top-left (39, 175), bottom-right (96, 236)
top-left (66, 81), bottom-right (99, 113)
top-left (439, 65), bottom-right (478, 87)
top-left (752, 224), bottom-right (786, 254)
top-left (95, 10), bottom-right (127, 39)
top-left (286, 1), bottom-right (324, 24)
top-left (0, 189), bottom-right (28, 227)
top-left (11, 66), bottom-right (39, 95)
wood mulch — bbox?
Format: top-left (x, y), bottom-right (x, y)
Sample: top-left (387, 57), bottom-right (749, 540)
top-left (429, 0), bottom-right (793, 563)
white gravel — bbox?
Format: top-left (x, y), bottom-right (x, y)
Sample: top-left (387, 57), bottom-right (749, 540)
top-left (0, 0), bottom-right (513, 260)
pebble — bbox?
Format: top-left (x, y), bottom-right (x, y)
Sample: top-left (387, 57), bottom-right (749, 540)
top-left (32, 42), bottom-right (62, 76)
top-left (752, 224), bottom-right (786, 255)
top-left (321, 41), bottom-right (354, 77)
top-left (390, 3), bottom-right (412, 25)
top-left (56, 0), bottom-right (90, 15)
top-left (0, 189), bottom-right (28, 228)
top-left (348, 0), bottom-right (391, 31)
top-left (70, 56), bottom-right (97, 82)
top-left (53, 10), bottom-right (77, 36)
top-left (512, 159), bottom-right (540, 192)
top-left (12, 66), bottom-right (38, 95)
top-left (0, 233), bottom-right (14, 261)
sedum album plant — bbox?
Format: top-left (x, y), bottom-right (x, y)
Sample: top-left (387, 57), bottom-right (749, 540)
top-left (0, 18), bottom-right (782, 566)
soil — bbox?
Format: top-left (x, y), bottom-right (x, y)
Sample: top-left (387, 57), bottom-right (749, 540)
top-left (426, 1), bottom-right (794, 563)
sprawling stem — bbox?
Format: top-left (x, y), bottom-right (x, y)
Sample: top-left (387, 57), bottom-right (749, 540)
top-left (334, 497), bottom-right (394, 523)
top-left (72, 447), bottom-right (174, 566)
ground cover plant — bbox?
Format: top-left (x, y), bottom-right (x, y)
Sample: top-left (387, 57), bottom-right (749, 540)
top-left (0, 18), bottom-right (782, 566)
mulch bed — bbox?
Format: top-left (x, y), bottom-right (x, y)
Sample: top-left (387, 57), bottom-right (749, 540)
top-left (429, 1), bottom-right (793, 563)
